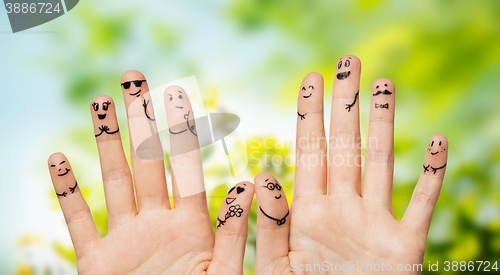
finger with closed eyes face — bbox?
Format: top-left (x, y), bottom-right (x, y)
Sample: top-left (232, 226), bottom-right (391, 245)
top-left (362, 78), bottom-right (396, 212)
top-left (164, 85), bottom-right (207, 212)
top-left (210, 181), bottom-right (255, 274)
top-left (121, 70), bottom-right (170, 212)
top-left (329, 55), bottom-right (362, 196)
top-left (90, 95), bottom-right (136, 230)
top-left (295, 72), bottom-right (327, 198)
top-left (254, 173), bottom-right (290, 274)
top-left (403, 134), bottom-right (448, 237)
top-left (48, 153), bottom-right (100, 258)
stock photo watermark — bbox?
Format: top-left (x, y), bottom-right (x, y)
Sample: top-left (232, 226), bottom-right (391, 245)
top-left (248, 135), bottom-right (380, 169)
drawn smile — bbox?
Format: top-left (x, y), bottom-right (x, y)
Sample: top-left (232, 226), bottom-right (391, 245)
top-left (226, 197), bottom-right (236, 204)
top-left (175, 106), bottom-right (183, 109)
top-left (431, 151), bottom-right (439, 155)
top-left (129, 90), bottom-right (141, 97)
top-left (275, 194), bottom-right (282, 199)
top-left (98, 114), bottom-right (106, 120)
top-left (58, 168), bottom-right (70, 176)
top-left (337, 71), bottom-right (351, 80)
top-left (303, 93), bottom-right (312, 98)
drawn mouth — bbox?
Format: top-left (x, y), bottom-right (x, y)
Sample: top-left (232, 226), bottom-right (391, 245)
top-left (303, 93), bottom-right (312, 98)
top-left (336, 71), bottom-right (351, 80)
top-left (275, 194), bottom-right (282, 199)
top-left (58, 168), bottom-right (70, 176)
top-left (226, 197), bottom-right (236, 204)
top-left (176, 106), bottom-right (183, 109)
top-left (129, 90), bottom-right (141, 97)
top-left (431, 151), bottom-right (439, 155)
top-left (98, 114), bottom-right (106, 120)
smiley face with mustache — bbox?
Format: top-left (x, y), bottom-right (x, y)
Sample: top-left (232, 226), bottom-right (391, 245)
top-left (373, 83), bottom-right (393, 96)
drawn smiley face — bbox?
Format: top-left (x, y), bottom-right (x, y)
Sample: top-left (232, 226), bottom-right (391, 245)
top-left (373, 83), bottom-right (393, 96)
top-left (301, 85), bottom-right (314, 98)
top-left (226, 183), bottom-right (246, 205)
top-left (167, 89), bottom-right (187, 109)
top-left (336, 56), bottom-right (352, 80)
top-left (50, 160), bottom-right (71, 177)
top-left (92, 100), bottom-right (111, 120)
top-left (121, 79), bottom-right (147, 97)
top-left (427, 140), bottom-right (447, 155)
top-left (262, 179), bottom-right (283, 199)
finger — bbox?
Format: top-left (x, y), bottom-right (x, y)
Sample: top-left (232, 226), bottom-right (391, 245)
top-left (295, 72), bottom-right (327, 198)
top-left (48, 153), bottom-right (100, 258)
top-left (403, 134), bottom-right (448, 235)
top-left (90, 95), bottom-right (136, 230)
top-left (210, 181), bottom-right (255, 274)
top-left (254, 173), bottom-right (290, 273)
top-left (121, 70), bottom-right (170, 211)
top-left (164, 85), bottom-right (208, 212)
top-left (362, 79), bottom-right (396, 211)
top-left (329, 55), bottom-right (362, 195)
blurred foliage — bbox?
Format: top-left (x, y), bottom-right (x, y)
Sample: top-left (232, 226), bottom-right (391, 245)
top-left (23, 0), bottom-right (500, 274)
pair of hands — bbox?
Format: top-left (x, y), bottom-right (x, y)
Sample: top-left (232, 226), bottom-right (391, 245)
top-left (48, 55), bottom-right (448, 274)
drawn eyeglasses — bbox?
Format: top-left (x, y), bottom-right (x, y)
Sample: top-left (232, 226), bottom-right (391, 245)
top-left (121, 80), bottom-right (146, 89)
top-left (263, 182), bottom-right (282, 191)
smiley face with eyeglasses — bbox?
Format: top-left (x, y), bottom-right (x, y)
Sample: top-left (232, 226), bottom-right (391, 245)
top-left (262, 179), bottom-right (283, 199)
top-left (121, 79), bottom-right (147, 97)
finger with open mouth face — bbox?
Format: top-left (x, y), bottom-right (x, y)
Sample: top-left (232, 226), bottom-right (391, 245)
top-left (91, 95), bottom-right (120, 139)
top-left (329, 55), bottom-right (362, 196)
top-left (90, 95), bottom-right (136, 230)
top-left (211, 181), bottom-right (254, 273)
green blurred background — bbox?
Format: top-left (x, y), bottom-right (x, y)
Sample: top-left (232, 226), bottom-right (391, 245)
top-left (1, 0), bottom-right (499, 274)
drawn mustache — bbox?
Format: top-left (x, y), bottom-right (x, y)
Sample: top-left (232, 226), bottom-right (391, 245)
top-left (95, 125), bottom-right (119, 137)
top-left (372, 90), bottom-right (392, 96)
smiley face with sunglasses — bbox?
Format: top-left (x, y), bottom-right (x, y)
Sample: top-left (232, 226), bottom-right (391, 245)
top-left (121, 79), bottom-right (147, 97)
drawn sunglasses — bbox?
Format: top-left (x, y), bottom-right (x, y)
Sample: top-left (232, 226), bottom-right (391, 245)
top-left (121, 80), bottom-right (146, 89)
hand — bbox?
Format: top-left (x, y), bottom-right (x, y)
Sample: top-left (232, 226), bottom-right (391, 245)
top-left (48, 70), bottom-right (254, 274)
top-left (254, 56), bottom-right (448, 274)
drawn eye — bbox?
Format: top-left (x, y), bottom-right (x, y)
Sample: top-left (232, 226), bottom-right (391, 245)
top-left (92, 102), bottom-right (99, 111)
top-left (178, 95), bottom-right (183, 99)
top-left (309, 85), bottom-right (314, 89)
top-left (169, 96), bottom-right (173, 101)
top-left (431, 141), bottom-right (434, 146)
top-left (376, 85), bottom-right (379, 89)
top-left (345, 59), bottom-right (350, 67)
top-left (384, 84), bottom-right (387, 87)
top-left (275, 183), bottom-right (282, 191)
top-left (266, 183), bottom-right (275, 190)
top-left (302, 87), bottom-right (306, 91)
top-left (103, 101), bottom-right (110, 111)
top-left (439, 141), bottom-right (442, 146)
top-left (337, 60), bottom-right (342, 69)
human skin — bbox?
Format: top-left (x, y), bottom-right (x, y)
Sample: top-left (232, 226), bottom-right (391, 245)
top-left (254, 56), bottom-right (448, 274)
top-left (47, 70), bottom-right (255, 274)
